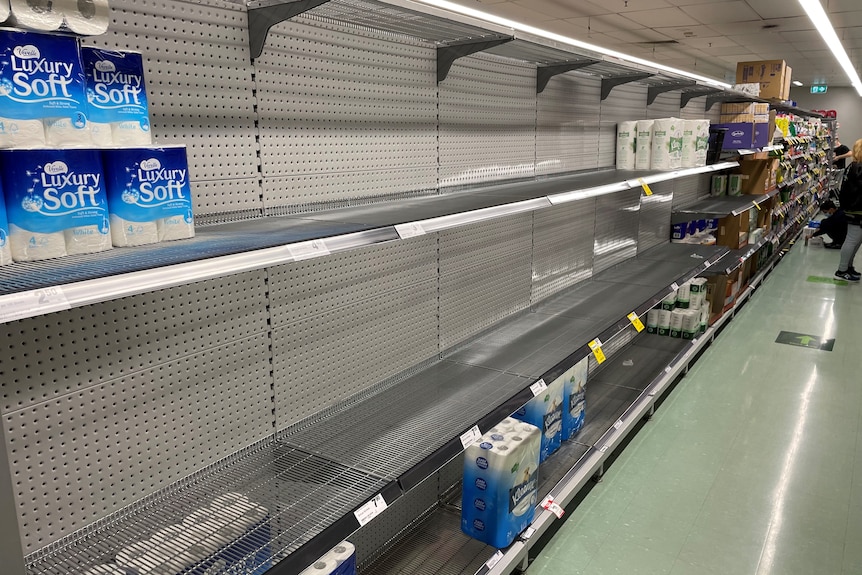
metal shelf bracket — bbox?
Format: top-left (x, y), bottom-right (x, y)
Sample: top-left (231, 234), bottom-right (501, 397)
top-left (601, 73), bottom-right (653, 100)
top-left (247, 0), bottom-right (333, 60)
top-left (536, 60), bottom-right (600, 93)
top-left (437, 36), bottom-right (514, 83)
top-left (680, 87), bottom-right (721, 108)
top-left (646, 80), bottom-right (696, 105)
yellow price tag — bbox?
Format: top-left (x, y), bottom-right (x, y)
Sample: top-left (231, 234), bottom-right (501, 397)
top-left (754, 202), bottom-right (762, 211)
top-left (627, 312), bottom-right (645, 333)
top-left (588, 339), bottom-right (607, 364)
top-left (637, 178), bottom-right (653, 196)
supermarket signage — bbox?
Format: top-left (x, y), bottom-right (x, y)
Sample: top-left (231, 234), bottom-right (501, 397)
top-left (775, 331), bottom-right (834, 351)
top-left (810, 85), bottom-right (828, 93)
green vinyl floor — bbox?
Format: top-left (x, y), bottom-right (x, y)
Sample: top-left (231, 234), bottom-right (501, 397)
top-left (527, 241), bottom-right (862, 575)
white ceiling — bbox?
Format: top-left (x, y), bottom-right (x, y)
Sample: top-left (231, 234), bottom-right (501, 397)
top-left (442, 0), bottom-right (862, 87)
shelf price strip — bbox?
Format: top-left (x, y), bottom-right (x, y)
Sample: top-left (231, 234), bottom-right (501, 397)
top-left (459, 426), bottom-right (482, 449)
top-left (288, 239), bottom-right (330, 261)
top-left (530, 378), bottom-right (548, 396)
top-left (627, 312), bottom-right (645, 332)
top-left (354, 493), bottom-right (388, 527)
top-left (0, 287), bottom-right (71, 323)
top-left (541, 495), bottom-right (565, 519)
top-left (394, 222), bottom-right (426, 239)
top-left (588, 339), bottom-right (606, 364)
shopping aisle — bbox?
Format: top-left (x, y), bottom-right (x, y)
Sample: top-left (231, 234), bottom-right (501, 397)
top-left (527, 241), bottom-right (862, 575)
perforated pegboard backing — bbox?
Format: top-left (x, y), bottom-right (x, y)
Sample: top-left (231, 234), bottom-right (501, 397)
top-left (647, 92), bottom-right (682, 120)
top-left (638, 181), bottom-right (674, 253)
top-left (598, 82), bottom-right (647, 169)
top-left (680, 97), bottom-right (708, 120)
top-left (593, 189), bottom-right (642, 274)
top-left (256, 16), bottom-right (439, 211)
top-left (269, 237), bottom-right (439, 430)
top-left (438, 54), bottom-right (537, 188)
top-left (532, 198), bottom-right (597, 305)
top-left (673, 174), bottom-right (712, 210)
top-left (439, 214), bottom-right (534, 351)
top-left (537, 74), bottom-right (602, 176)
top-left (83, 0), bottom-right (262, 221)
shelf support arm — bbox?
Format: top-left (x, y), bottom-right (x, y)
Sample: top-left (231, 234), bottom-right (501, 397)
top-left (601, 73), bottom-right (653, 100)
top-left (437, 36), bottom-right (513, 83)
top-left (680, 87), bottom-right (721, 109)
top-left (248, 0), bottom-right (333, 60)
top-left (536, 59), bottom-right (600, 93)
top-left (647, 80), bottom-right (696, 105)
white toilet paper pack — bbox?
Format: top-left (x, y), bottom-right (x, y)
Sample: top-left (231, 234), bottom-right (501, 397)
top-left (512, 374), bottom-right (563, 462)
top-left (561, 356), bottom-right (588, 440)
top-left (0, 1), bottom-right (8, 24)
top-left (635, 119), bottom-right (654, 170)
top-left (0, 177), bottom-right (13, 266)
top-left (298, 541), bottom-right (356, 575)
top-left (461, 418), bottom-right (540, 548)
top-left (82, 47), bottom-right (152, 147)
top-left (0, 148), bottom-right (111, 261)
top-left (58, 0), bottom-right (111, 36)
top-left (651, 118), bottom-right (682, 171)
top-left (0, 29), bottom-right (89, 149)
top-left (616, 120), bottom-right (637, 170)
top-left (102, 146), bottom-right (194, 246)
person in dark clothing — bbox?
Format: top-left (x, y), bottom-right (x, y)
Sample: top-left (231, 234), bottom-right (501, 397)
top-left (836, 139), bottom-right (862, 281)
top-left (834, 139), bottom-right (852, 169)
top-left (811, 200), bottom-right (846, 248)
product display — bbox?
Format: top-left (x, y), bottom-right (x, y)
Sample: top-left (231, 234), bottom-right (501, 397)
top-left (461, 418), bottom-right (541, 548)
top-left (616, 120), bottom-right (637, 170)
top-left (650, 117), bottom-right (682, 171)
top-left (512, 375), bottom-right (563, 462)
top-left (635, 119), bottom-right (654, 170)
top-left (298, 541), bottom-right (357, 575)
top-left (102, 146), bottom-right (194, 246)
top-left (561, 357), bottom-right (588, 440)
top-left (0, 148), bottom-right (111, 261)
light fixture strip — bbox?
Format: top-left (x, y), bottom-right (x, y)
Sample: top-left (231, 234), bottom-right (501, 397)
top-left (799, 0), bottom-right (862, 96)
top-left (407, 0), bottom-right (732, 89)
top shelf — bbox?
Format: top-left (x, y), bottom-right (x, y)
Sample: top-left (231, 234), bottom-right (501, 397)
top-left (672, 188), bottom-right (779, 222)
top-left (0, 163), bottom-right (737, 326)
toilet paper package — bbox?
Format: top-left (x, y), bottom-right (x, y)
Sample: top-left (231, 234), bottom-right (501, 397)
top-left (8, 0), bottom-right (64, 31)
top-left (694, 120), bottom-right (710, 167)
top-left (298, 541), bottom-right (356, 575)
top-left (512, 374), bottom-right (563, 462)
top-left (616, 120), bottom-right (637, 170)
top-left (669, 309), bottom-right (686, 338)
top-left (676, 282), bottom-right (691, 309)
top-left (681, 119), bottom-right (697, 168)
top-left (635, 120), bottom-right (654, 170)
top-left (657, 309), bottom-right (672, 336)
top-left (650, 118), bottom-right (682, 170)
top-left (81, 47), bottom-right (152, 148)
top-left (58, 0), bottom-right (111, 36)
top-left (661, 291), bottom-right (676, 311)
top-left (0, 29), bottom-right (89, 149)
top-left (0, 148), bottom-right (111, 261)
top-left (561, 356), bottom-right (588, 440)
top-left (0, 178), bottom-right (12, 266)
top-left (646, 308), bottom-right (659, 334)
top-left (101, 146), bottom-right (194, 246)
top-left (681, 310), bottom-right (700, 340)
top-left (461, 418), bottom-right (541, 548)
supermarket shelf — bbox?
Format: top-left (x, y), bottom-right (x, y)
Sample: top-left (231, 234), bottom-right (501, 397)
top-left (721, 143), bottom-right (784, 157)
top-left (671, 189), bottom-right (779, 222)
top-left (24, 243), bottom-right (724, 575)
top-left (0, 163), bottom-right (736, 325)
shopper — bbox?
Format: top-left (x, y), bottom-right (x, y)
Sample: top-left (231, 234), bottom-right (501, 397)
top-left (810, 200), bottom-right (846, 248)
top-left (834, 139), bottom-right (852, 169)
top-left (835, 139), bottom-right (862, 281)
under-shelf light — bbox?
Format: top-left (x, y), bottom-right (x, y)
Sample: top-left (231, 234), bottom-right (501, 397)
top-left (792, 80), bottom-right (804, 86)
top-left (799, 0), bottom-right (862, 96)
top-left (410, 0), bottom-right (732, 89)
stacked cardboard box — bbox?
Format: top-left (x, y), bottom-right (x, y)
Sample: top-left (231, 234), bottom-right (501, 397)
top-left (735, 60), bottom-right (792, 100)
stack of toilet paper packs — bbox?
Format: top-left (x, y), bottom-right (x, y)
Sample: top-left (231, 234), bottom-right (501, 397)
top-left (617, 118), bottom-right (710, 170)
top-left (7, 0), bottom-right (110, 35)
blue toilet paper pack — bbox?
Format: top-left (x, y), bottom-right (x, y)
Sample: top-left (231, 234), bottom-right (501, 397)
top-left (461, 418), bottom-right (541, 548)
top-left (0, 177), bottom-right (12, 265)
top-left (0, 29), bottom-right (90, 148)
top-left (512, 375), bottom-right (564, 461)
top-left (0, 148), bottom-right (111, 261)
top-left (562, 357), bottom-right (588, 440)
top-left (81, 47), bottom-right (152, 147)
top-left (101, 146), bottom-right (194, 246)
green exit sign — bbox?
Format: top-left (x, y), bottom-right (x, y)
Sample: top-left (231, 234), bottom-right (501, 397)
top-left (811, 85), bottom-right (828, 93)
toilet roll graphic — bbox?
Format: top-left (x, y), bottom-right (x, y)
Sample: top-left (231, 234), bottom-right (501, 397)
top-left (57, 0), bottom-right (111, 35)
top-left (509, 463), bottom-right (538, 517)
top-left (8, 0), bottom-right (64, 31)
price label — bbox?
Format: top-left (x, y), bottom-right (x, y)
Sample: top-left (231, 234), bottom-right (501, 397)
top-left (670, 282), bottom-right (680, 292)
top-left (288, 239), bottom-right (330, 261)
top-left (664, 366), bottom-right (672, 374)
top-left (0, 287), bottom-right (71, 323)
top-left (484, 550), bottom-right (504, 570)
top-left (354, 493), bottom-right (388, 526)
top-left (754, 202), bottom-right (762, 211)
top-left (521, 527), bottom-right (536, 540)
top-left (627, 312), bottom-right (645, 332)
top-left (394, 222), bottom-right (426, 239)
top-left (637, 178), bottom-right (653, 196)
top-left (588, 339), bottom-right (606, 364)
top-left (599, 445), bottom-right (609, 453)
top-left (530, 379), bottom-right (548, 396)
top-left (612, 419), bottom-right (623, 430)
top-left (460, 426), bottom-right (482, 449)
top-left (541, 495), bottom-right (565, 519)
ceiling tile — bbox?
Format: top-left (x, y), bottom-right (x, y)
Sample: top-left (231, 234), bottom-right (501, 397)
top-left (566, 13), bottom-right (645, 32)
top-left (708, 16), bottom-right (814, 35)
top-left (825, 0), bottom-right (862, 13)
top-left (587, 0), bottom-right (673, 12)
top-left (679, 36), bottom-right (740, 49)
top-left (838, 27), bottom-right (862, 40)
top-left (745, 0), bottom-right (806, 19)
top-left (479, 1), bottom-right (557, 22)
top-left (778, 30), bottom-right (826, 43)
top-left (663, 0), bottom-right (725, 5)
top-left (709, 45), bottom-right (764, 56)
top-left (539, 19), bottom-right (594, 38)
top-left (679, 1), bottom-right (761, 24)
top-left (615, 7), bottom-right (701, 27)
top-left (510, 0), bottom-right (607, 19)
top-left (602, 28), bottom-right (676, 43)
top-left (651, 24), bottom-right (722, 39)
top-left (828, 12), bottom-right (862, 27)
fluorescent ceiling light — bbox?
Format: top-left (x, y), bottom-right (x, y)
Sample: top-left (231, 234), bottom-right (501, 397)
top-left (793, 80), bottom-right (804, 86)
top-left (799, 0), bottom-right (862, 96)
top-left (411, 0), bottom-right (732, 89)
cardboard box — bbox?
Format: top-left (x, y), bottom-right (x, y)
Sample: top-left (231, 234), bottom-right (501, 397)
top-left (722, 113), bottom-right (755, 123)
top-left (738, 158), bottom-right (778, 194)
top-left (704, 268), bottom-right (742, 314)
top-left (736, 60), bottom-right (790, 100)
top-left (716, 211), bottom-right (750, 249)
top-left (713, 122), bottom-right (755, 149)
